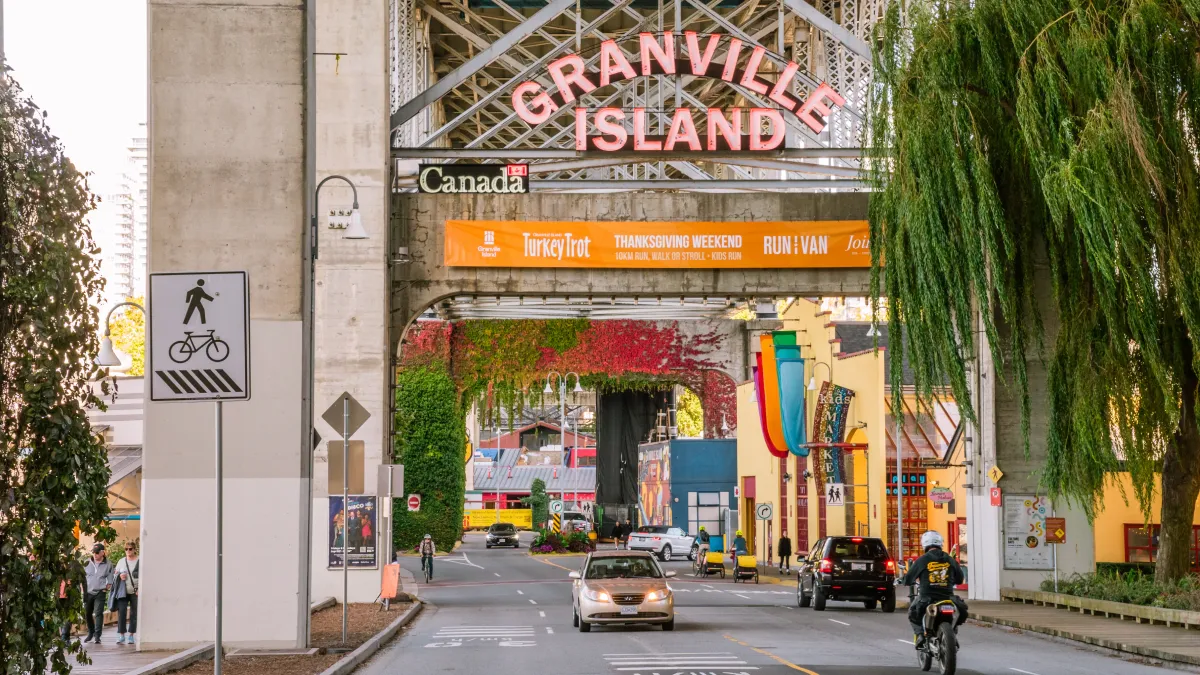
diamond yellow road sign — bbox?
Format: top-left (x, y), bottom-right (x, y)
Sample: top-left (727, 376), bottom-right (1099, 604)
top-left (987, 465), bottom-right (1004, 484)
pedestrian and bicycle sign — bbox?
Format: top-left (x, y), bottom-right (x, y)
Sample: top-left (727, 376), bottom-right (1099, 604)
top-left (149, 271), bottom-right (250, 402)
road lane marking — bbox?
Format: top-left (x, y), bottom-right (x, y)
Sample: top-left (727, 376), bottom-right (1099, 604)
top-left (722, 636), bottom-right (820, 675)
top-left (897, 639), bottom-right (911, 645)
top-left (535, 557), bottom-right (575, 572)
top-left (495, 573), bottom-right (501, 577)
top-left (605, 652), bottom-right (755, 671)
top-left (1010, 670), bottom-right (1042, 675)
top-left (539, 611), bottom-right (545, 618)
top-left (440, 553), bottom-right (485, 570)
top-left (828, 619), bottom-right (850, 626)
top-left (734, 593), bottom-right (751, 599)
top-left (529, 599), bottom-right (537, 604)
top-left (516, 590), bottom-right (524, 595)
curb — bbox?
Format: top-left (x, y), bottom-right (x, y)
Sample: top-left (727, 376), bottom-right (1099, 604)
top-left (968, 612), bottom-right (1200, 667)
top-left (311, 596), bottom-right (338, 613)
top-left (317, 601), bottom-right (424, 675)
top-left (125, 643), bottom-right (214, 675)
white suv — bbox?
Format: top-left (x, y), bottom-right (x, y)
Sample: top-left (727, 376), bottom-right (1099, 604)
top-left (627, 526), bottom-right (696, 562)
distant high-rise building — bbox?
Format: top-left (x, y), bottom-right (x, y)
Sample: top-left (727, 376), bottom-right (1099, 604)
top-left (122, 124), bottom-right (149, 297)
top-left (91, 192), bottom-right (134, 307)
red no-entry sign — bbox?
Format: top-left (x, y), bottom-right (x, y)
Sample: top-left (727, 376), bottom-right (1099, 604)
top-left (408, 494), bottom-right (421, 512)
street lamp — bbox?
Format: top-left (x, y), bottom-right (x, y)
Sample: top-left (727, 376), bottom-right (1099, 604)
top-left (97, 301), bottom-right (146, 368)
top-left (308, 174), bottom-right (370, 647)
top-left (807, 361), bottom-right (832, 391)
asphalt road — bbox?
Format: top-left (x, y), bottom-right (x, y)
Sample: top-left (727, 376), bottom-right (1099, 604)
top-left (358, 534), bottom-right (1173, 675)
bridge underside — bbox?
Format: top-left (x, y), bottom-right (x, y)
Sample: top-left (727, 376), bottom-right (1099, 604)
top-left (390, 190), bottom-right (871, 348)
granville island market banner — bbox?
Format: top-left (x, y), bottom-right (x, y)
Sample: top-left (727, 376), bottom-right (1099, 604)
top-left (444, 219), bottom-right (870, 269)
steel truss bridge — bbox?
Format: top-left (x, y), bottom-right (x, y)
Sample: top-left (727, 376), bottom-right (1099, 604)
top-left (389, 0), bottom-right (882, 192)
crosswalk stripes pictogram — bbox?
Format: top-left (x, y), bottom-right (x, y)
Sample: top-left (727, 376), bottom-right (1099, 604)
top-left (424, 625), bottom-right (537, 648)
top-left (154, 368), bottom-right (244, 396)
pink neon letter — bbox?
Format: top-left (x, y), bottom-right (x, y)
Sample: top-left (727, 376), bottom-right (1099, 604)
top-left (739, 46), bottom-right (770, 95)
top-left (513, 81), bottom-right (558, 124)
top-left (796, 82), bottom-right (846, 133)
top-left (685, 31), bottom-right (721, 76)
top-left (598, 40), bottom-right (636, 86)
top-left (721, 38), bottom-right (743, 82)
top-left (707, 107), bottom-right (741, 151)
top-left (593, 108), bottom-right (628, 152)
top-left (769, 61), bottom-right (801, 110)
top-left (749, 108), bottom-right (785, 151)
top-left (548, 54), bottom-right (597, 104)
top-left (575, 108), bottom-right (587, 151)
top-left (632, 108), bottom-right (661, 151)
top-left (639, 32), bottom-right (676, 76)
top-left (664, 108), bottom-right (701, 151)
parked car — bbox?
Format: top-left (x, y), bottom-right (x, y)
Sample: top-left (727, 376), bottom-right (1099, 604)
top-left (570, 550), bottom-right (676, 632)
top-left (562, 511), bottom-right (591, 533)
top-left (627, 525), bottom-right (696, 562)
top-left (796, 536), bottom-right (897, 612)
top-left (485, 522), bottom-right (521, 549)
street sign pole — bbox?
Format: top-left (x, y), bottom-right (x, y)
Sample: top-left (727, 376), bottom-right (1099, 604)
top-left (342, 394), bottom-right (350, 645)
top-left (215, 401), bottom-right (223, 675)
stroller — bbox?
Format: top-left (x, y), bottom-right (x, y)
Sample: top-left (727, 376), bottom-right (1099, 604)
top-left (732, 553), bottom-right (759, 583)
top-left (697, 550), bottom-right (726, 578)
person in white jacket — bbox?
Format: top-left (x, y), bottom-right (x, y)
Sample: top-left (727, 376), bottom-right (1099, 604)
top-left (113, 543), bottom-right (141, 645)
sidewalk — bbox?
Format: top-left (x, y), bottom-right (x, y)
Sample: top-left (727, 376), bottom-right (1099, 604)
top-left (969, 600), bottom-right (1200, 667)
top-left (71, 641), bottom-right (178, 675)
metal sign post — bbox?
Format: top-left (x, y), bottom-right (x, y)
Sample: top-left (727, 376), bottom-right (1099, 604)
top-left (149, 271), bottom-right (250, 675)
top-left (321, 392), bottom-right (370, 647)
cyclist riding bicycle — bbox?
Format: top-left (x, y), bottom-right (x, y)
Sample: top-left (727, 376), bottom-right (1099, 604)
top-left (731, 530), bottom-right (748, 555)
top-left (696, 525), bottom-right (711, 556)
top-left (902, 530), bottom-right (967, 648)
top-left (419, 534), bottom-right (436, 581)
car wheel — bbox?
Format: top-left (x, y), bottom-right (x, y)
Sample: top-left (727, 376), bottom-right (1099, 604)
top-left (486, 544), bottom-right (492, 549)
top-left (798, 586), bottom-right (812, 608)
top-left (573, 607), bottom-right (579, 627)
top-left (813, 586), bottom-right (827, 611)
top-left (662, 618), bottom-right (675, 631)
top-left (881, 591), bottom-right (897, 613)
top-left (660, 545), bottom-right (672, 562)
top-left (864, 599), bottom-right (877, 610)
top-left (578, 616), bottom-right (591, 633)
top-left (688, 545), bottom-right (697, 561)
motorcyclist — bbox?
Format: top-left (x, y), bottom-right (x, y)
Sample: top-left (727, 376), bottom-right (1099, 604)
top-left (902, 530), bottom-right (967, 648)
top-left (419, 534), bottom-right (436, 580)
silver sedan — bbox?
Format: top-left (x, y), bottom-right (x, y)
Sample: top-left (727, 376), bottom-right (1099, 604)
top-left (570, 550), bottom-right (676, 632)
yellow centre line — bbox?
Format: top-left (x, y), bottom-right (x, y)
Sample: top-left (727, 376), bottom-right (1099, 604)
top-left (536, 557), bottom-right (575, 572)
top-left (723, 635), bottom-right (820, 675)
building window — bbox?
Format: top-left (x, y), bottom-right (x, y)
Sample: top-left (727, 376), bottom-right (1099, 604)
top-left (688, 491), bottom-right (725, 536)
top-left (576, 454), bottom-right (597, 467)
top-left (1124, 524), bottom-right (1200, 569)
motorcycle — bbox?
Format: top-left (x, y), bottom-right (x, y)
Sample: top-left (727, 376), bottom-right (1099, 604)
top-left (905, 581), bottom-right (959, 674)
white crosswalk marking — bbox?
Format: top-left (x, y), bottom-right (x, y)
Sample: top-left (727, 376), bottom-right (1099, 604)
top-left (433, 625), bottom-right (535, 638)
top-left (602, 652), bottom-right (758, 672)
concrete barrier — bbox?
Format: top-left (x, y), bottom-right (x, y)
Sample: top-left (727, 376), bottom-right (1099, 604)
top-left (1001, 588), bottom-right (1200, 629)
top-left (124, 643), bottom-right (214, 675)
top-left (316, 601), bottom-right (424, 675)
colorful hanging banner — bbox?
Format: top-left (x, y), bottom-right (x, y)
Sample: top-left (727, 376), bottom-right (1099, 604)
top-left (758, 334), bottom-right (789, 457)
top-left (773, 332), bottom-right (808, 457)
top-left (753, 356), bottom-right (788, 458)
top-left (812, 382), bottom-right (856, 484)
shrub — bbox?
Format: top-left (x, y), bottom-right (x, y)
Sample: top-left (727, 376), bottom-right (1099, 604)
top-left (1044, 571), bottom-right (1200, 611)
top-left (528, 528), bottom-right (594, 554)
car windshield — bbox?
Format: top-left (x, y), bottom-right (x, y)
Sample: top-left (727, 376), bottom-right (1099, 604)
top-left (585, 556), bottom-right (662, 579)
top-left (635, 526), bottom-right (669, 534)
top-left (489, 524), bottom-right (516, 534)
top-left (829, 539), bottom-right (888, 559)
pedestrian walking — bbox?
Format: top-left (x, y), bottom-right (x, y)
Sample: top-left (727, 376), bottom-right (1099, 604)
top-left (622, 520), bottom-right (634, 550)
top-left (113, 542), bottom-right (140, 645)
top-left (611, 521), bottom-right (624, 549)
top-left (778, 534), bottom-right (792, 574)
top-left (83, 544), bottom-right (114, 644)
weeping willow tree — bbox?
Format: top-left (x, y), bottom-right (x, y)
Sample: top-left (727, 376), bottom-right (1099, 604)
top-left (869, 0), bottom-right (1200, 582)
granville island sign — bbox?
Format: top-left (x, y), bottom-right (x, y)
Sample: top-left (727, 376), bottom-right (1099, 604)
top-left (512, 32), bottom-right (846, 152)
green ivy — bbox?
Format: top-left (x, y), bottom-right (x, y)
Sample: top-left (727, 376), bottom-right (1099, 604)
top-left (392, 366), bottom-right (465, 552)
top-left (524, 478), bottom-right (549, 529)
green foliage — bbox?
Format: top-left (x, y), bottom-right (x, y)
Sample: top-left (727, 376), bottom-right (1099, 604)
top-left (107, 296), bottom-right (145, 376)
top-left (392, 366), bottom-right (466, 553)
top-left (525, 478), bottom-right (549, 529)
top-left (1044, 571), bottom-right (1200, 611)
top-left (529, 529), bottom-right (594, 553)
top-left (1, 72), bottom-right (113, 674)
top-left (676, 389), bottom-right (704, 438)
top-left (869, 0), bottom-right (1200, 582)
top-left (1096, 562), bottom-right (1156, 577)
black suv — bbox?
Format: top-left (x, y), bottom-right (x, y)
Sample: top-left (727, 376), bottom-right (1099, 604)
top-left (797, 536), bottom-right (897, 612)
top-left (485, 522), bottom-right (520, 548)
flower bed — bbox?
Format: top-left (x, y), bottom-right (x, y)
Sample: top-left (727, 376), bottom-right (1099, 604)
top-left (529, 530), bottom-right (595, 554)
top-left (1042, 571), bottom-right (1200, 612)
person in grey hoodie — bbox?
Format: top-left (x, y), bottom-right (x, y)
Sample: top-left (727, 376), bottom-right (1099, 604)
top-left (83, 543), bottom-right (114, 644)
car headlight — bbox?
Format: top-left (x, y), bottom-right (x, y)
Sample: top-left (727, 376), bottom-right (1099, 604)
top-left (645, 588), bottom-right (672, 602)
top-left (583, 589), bottom-right (611, 602)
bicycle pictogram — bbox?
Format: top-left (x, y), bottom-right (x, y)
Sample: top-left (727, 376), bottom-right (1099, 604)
top-left (168, 330), bottom-right (230, 363)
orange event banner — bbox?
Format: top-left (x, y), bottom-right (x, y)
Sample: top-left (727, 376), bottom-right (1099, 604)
top-left (444, 220), bottom-right (871, 269)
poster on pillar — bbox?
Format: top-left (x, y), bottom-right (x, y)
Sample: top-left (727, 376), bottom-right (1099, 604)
top-left (329, 495), bottom-right (378, 569)
top-left (444, 220), bottom-right (871, 269)
top-left (1002, 495), bottom-right (1052, 570)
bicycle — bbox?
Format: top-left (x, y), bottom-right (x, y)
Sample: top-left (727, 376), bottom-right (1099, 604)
top-left (169, 330), bottom-right (230, 363)
top-left (421, 555), bottom-right (432, 583)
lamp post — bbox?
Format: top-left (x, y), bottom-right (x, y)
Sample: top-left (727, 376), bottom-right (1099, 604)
top-left (544, 371), bottom-right (583, 455)
top-left (308, 174), bottom-right (369, 647)
top-left (806, 361), bottom-right (832, 392)
top-left (97, 301), bottom-right (146, 369)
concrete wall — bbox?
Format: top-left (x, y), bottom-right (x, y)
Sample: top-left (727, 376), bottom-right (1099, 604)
top-left (144, 0), bottom-right (308, 650)
top-left (391, 192), bottom-right (873, 338)
top-left (309, 0), bottom-right (392, 605)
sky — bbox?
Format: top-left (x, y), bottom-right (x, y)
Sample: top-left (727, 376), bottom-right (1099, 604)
top-left (4, 0), bottom-right (147, 195)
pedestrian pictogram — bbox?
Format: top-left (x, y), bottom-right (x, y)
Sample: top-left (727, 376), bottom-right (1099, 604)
top-left (825, 482), bottom-right (845, 507)
top-left (988, 465), bottom-right (1004, 484)
top-left (149, 271), bottom-right (250, 402)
